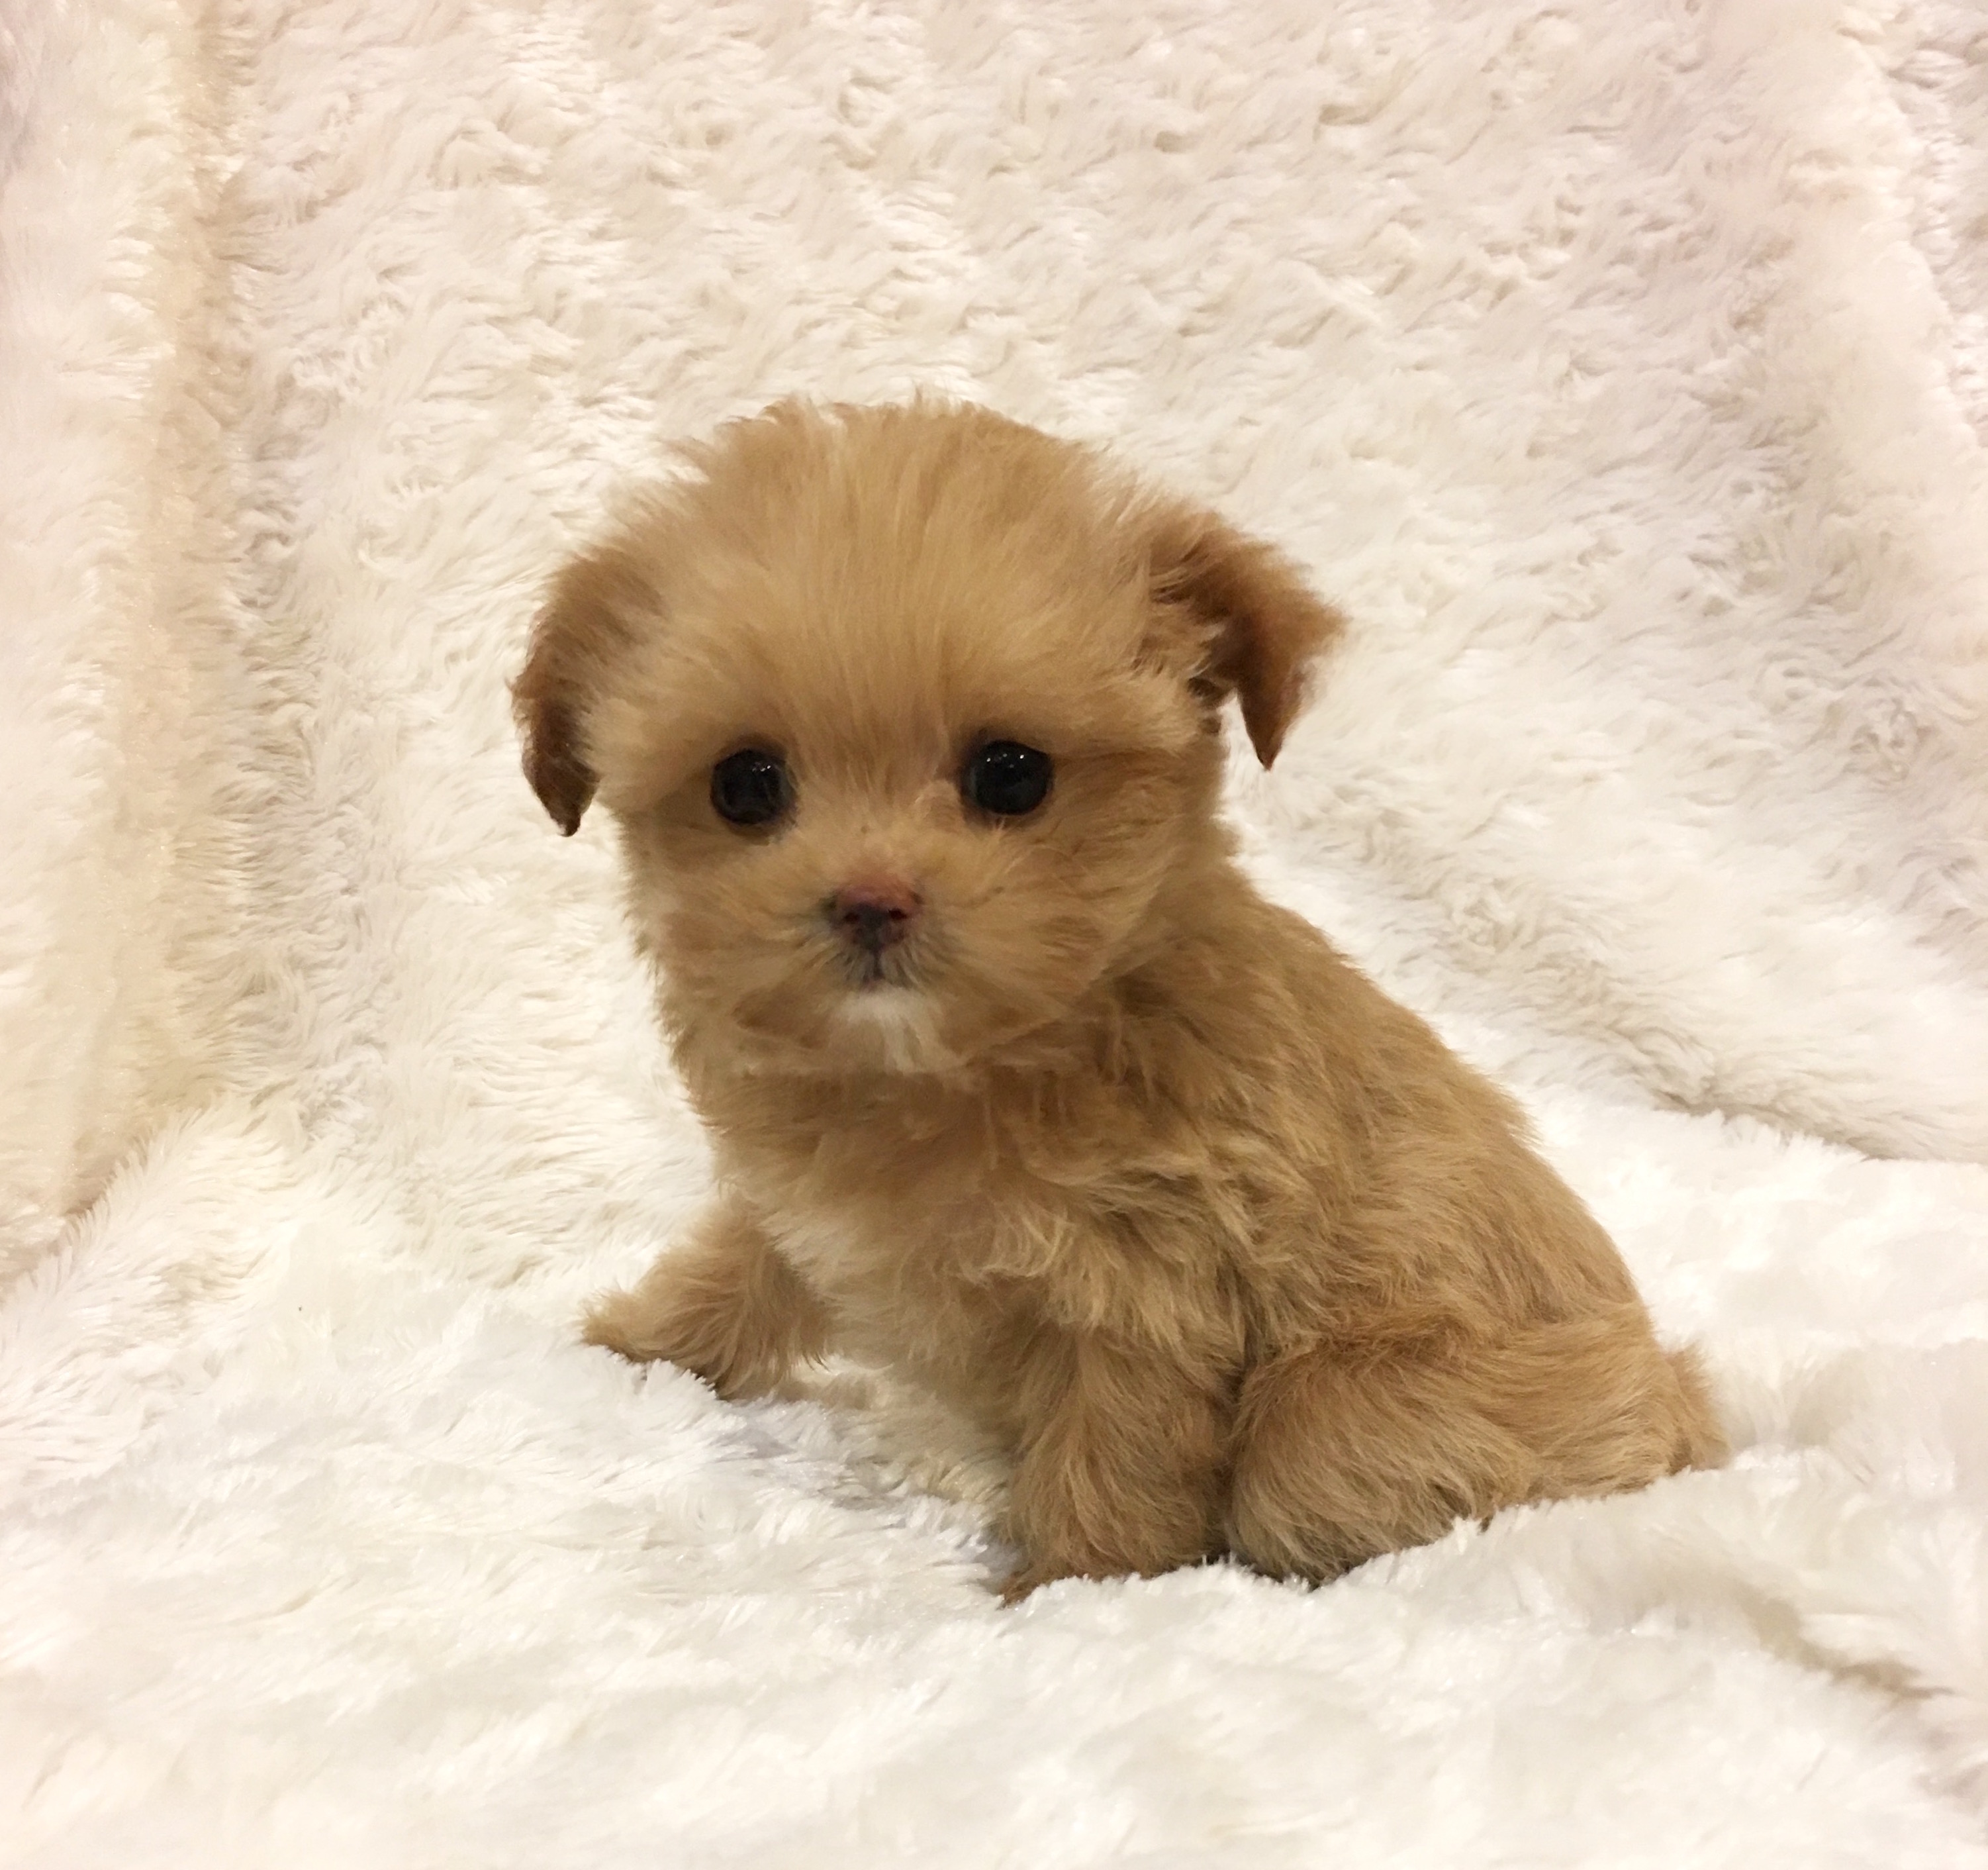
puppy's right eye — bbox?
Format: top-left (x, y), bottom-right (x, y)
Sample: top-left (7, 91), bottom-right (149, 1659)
top-left (710, 748), bottom-right (792, 828)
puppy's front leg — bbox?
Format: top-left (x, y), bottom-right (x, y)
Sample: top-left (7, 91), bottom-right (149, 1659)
top-left (584, 1193), bottom-right (829, 1401)
top-left (1000, 1328), bottom-right (1227, 1601)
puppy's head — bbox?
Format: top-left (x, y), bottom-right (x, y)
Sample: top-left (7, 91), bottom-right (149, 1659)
top-left (515, 400), bottom-right (1341, 1074)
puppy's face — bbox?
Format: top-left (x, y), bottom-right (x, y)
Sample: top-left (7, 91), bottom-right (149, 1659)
top-left (516, 401), bottom-right (1339, 1075)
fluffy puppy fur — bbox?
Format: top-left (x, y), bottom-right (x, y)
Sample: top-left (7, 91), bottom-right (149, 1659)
top-left (517, 399), bottom-right (1726, 1599)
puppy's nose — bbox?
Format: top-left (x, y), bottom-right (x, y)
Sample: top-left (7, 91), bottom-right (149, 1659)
top-left (829, 876), bottom-right (922, 954)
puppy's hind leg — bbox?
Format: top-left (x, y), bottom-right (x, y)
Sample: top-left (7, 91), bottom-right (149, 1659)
top-left (1225, 1338), bottom-right (1538, 1581)
top-left (585, 1193), bottom-right (830, 1401)
top-left (1226, 1310), bottom-right (1718, 1580)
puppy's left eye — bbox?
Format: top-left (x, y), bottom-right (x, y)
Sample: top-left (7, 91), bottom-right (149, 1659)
top-left (962, 741), bottom-right (1053, 818)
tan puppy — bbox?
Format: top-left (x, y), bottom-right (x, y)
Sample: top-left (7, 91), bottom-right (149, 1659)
top-left (517, 399), bottom-right (1725, 1598)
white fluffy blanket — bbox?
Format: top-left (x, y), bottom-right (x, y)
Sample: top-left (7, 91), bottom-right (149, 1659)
top-left (5, 1), bottom-right (1987, 1861)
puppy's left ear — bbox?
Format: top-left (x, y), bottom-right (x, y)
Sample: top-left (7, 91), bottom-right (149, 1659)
top-left (512, 541), bottom-right (651, 835)
top-left (1145, 505), bottom-right (1345, 768)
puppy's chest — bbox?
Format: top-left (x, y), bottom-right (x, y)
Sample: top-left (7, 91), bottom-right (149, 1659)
top-left (734, 1099), bottom-right (1282, 1360)
top-left (749, 1145), bottom-right (1005, 1324)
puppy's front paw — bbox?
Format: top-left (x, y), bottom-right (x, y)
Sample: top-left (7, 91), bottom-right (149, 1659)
top-left (583, 1279), bottom-right (708, 1372)
top-left (587, 1301), bottom-right (771, 1402)
top-left (582, 1269), bottom-right (774, 1400)
top-left (581, 1200), bottom-right (829, 1402)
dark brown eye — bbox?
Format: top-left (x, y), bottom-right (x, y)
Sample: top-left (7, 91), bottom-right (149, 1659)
top-left (710, 748), bottom-right (791, 827)
top-left (962, 741), bottom-right (1053, 817)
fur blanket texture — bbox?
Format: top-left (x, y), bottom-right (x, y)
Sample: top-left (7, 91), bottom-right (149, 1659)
top-left (3, 1), bottom-right (1987, 1862)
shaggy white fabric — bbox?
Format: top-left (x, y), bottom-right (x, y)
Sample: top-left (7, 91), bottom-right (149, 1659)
top-left (3, 0), bottom-right (1987, 1861)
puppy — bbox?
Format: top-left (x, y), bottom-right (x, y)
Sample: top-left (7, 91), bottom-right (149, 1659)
top-left (517, 399), bottom-right (1726, 1598)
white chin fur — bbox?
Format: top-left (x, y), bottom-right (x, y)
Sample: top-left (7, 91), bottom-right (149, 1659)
top-left (832, 985), bottom-right (951, 1073)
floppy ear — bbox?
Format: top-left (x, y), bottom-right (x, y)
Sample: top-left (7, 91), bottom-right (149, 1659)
top-left (1145, 504), bottom-right (1345, 768)
top-left (511, 541), bottom-right (653, 835)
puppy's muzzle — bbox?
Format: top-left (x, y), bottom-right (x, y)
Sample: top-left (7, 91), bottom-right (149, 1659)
top-left (828, 876), bottom-right (922, 960)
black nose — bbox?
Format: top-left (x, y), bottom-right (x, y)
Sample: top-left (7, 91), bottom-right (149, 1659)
top-left (829, 878), bottom-right (922, 955)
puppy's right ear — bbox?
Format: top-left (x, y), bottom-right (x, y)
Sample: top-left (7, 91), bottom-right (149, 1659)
top-left (512, 544), bottom-right (650, 836)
